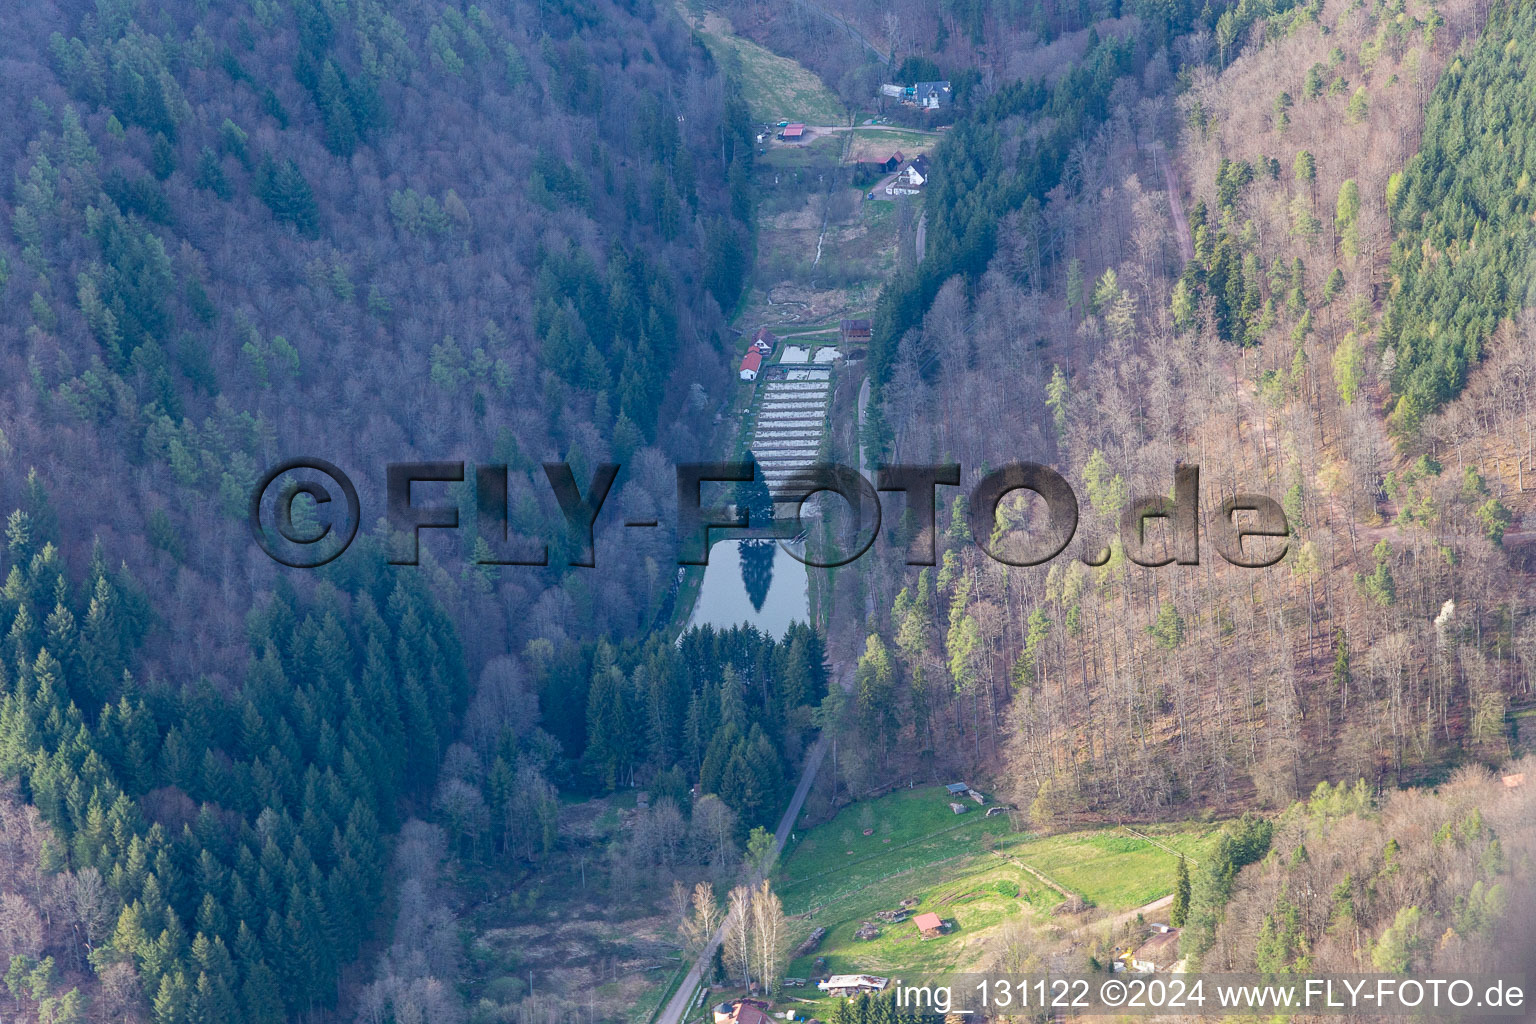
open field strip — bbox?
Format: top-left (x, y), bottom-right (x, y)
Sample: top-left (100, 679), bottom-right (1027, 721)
top-left (682, 8), bottom-right (844, 124)
top-left (765, 383), bottom-right (830, 394)
top-left (757, 417), bottom-right (822, 429)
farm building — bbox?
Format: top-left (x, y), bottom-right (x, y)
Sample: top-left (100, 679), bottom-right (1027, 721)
top-left (713, 999), bottom-right (771, 1024)
top-left (913, 912), bottom-right (945, 938)
top-left (1129, 930), bottom-right (1181, 973)
top-left (858, 150), bottom-right (906, 178)
top-left (740, 349), bottom-right (762, 380)
top-left (913, 81), bottom-right (952, 109)
top-left (839, 319), bottom-right (871, 345)
top-left (884, 155), bottom-right (930, 195)
top-left (945, 782), bottom-right (971, 796)
top-left (752, 328), bottom-right (777, 354)
top-left (779, 123), bottom-right (805, 141)
top-left (879, 81), bottom-right (952, 109)
top-left (818, 975), bottom-right (889, 997)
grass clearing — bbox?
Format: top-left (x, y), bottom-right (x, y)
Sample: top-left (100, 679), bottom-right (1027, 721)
top-left (776, 787), bottom-right (1016, 911)
top-left (685, 9), bottom-right (844, 125)
top-left (758, 133), bottom-right (845, 168)
top-left (737, 187), bottom-right (904, 329)
top-left (844, 128), bottom-right (938, 164)
top-left (1013, 826), bottom-right (1223, 911)
top-left (768, 788), bottom-right (1230, 1017)
top-left (786, 857), bottom-right (1050, 974)
top-left (455, 796), bottom-right (682, 1024)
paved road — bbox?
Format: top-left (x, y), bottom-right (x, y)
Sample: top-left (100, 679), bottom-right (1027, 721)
top-left (653, 734), bottom-right (832, 1024)
top-left (857, 375), bottom-right (872, 481)
top-left (856, 374), bottom-right (877, 623)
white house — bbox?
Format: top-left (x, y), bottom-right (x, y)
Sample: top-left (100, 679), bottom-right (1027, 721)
top-left (899, 155), bottom-right (930, 186)
top-left (884, 155), bottom-right (930, 195)
top-left (818, 975), bottom-right (889, 997)
top-left (739, 349), bottom-right (762, 381)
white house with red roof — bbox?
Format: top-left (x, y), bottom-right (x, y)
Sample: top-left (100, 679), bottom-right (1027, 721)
top-left (740, 349), bottom-right (763, 380)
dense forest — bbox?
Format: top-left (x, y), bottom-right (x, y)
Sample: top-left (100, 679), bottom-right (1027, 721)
top-left (810, 0), bottom-right (1535, 825)
top-left (3, 0), bottom-right (1535, 1018)
top-left (0, 0), bottom-right (758, 686)
top-left (534, 623), bottom-right (830, 828)
top-left (0, 0), bottom-right (765, 1017)
top-left (866, 0), bottom-right (1316, 390)
top-left (1381, 0), bottom-right (1536, 436)
top-left (1, 514), bottom-right (465, 1021)
top-left (1198, 765), bottom-right (1536, 976)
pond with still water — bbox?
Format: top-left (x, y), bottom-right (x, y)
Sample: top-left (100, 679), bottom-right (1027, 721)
top-left (683, 539), bottom-right (809, 638)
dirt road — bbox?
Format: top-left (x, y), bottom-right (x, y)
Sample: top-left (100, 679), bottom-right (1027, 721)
top-left (1150, 141), bottom-right (1193, 263)
top-left (1071, 894), bottom-right (1176, 939)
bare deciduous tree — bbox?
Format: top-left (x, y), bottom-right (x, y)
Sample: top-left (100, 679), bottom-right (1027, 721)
top-left (722, 885), bottom-right (753, 990)
top-left (681, 882), bottom-right (720, 956)
top-left (748, 880), bottom-right (787, 996)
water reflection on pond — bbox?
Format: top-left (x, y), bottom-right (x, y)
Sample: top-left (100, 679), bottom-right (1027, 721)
top-left (684, 539), bottom-right (810, 639)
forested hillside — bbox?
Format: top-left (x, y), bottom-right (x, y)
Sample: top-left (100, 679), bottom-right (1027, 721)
top-left (1200, 764), bottom-right (1536, 978)
top-left (0, 0), bottom-right (759, 1019)
top-left (867, 0), bottom-right (1315, 386)
top-left (818, 0), bottom-right (1535, 823)
top-left (1, 526), bottom-right (464, 1021)
top-left (4, 0), bottom-right (1536, 1017)
top-left (0, 0), bottom-right (755, 682)
top-left (1382, 0), bottom-right (1536, 435)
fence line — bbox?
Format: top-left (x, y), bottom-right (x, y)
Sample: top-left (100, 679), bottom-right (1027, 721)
top-left (989, 849), bottom-right (1074, 900)
top-left (1119, 824), bottom-right (1198, 866)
